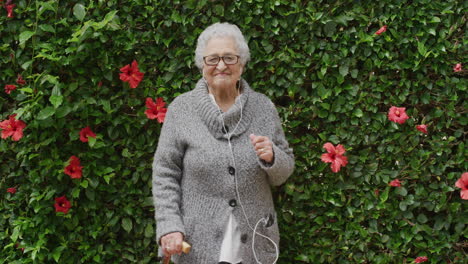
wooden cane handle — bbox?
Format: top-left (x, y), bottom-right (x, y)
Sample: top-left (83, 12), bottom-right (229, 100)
top-left (182, 241), bottom-right (191, 253)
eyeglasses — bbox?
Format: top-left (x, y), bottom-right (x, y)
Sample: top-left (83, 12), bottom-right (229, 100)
top-left (203, 55), bottom-right (240, 66)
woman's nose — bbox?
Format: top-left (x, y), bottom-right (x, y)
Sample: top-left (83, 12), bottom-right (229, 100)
top-left (216, 60), bottom-right (227, 70)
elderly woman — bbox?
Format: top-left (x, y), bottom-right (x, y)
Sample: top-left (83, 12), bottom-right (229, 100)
top-left (152, 22), bottom-right (294, 264)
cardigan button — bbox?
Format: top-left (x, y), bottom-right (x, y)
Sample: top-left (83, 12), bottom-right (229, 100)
top-left (228, 166), bottom-right (235, 175)
top-left (229, 199), bottom-right (237, 207)
top-left (241, 233), bottom-right (248, 243)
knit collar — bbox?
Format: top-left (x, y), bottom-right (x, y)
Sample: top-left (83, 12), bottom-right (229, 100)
top-left (193, 78), bottom-right (252, 140)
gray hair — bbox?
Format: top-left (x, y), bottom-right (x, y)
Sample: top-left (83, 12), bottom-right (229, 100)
top-left (194, 22), bottom-right (250, 70)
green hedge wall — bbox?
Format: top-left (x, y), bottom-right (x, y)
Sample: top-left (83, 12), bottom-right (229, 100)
top-left (1, 0), bottom-right (466, 263)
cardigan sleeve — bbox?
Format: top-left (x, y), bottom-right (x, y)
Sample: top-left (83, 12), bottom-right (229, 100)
top-left (152, 100), bottom-right (186, 244)
top-left (257, 100), bottom-right (295, 186)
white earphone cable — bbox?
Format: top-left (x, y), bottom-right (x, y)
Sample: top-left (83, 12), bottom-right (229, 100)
top-left (205, 78), bottom-right (279, 264)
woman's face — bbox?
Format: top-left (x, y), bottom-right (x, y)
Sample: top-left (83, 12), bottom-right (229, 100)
top-left (202, 37), bottom-right (243, 91)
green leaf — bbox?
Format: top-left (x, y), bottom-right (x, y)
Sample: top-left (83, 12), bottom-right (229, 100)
top-left (430, 16), bottom-right (441, 23)
top-left (85, 188), bottom-right (95, 201)
top-left (88, 136), bottom-right (96, 148)
top-left (395, 187), bottom-right (408, 196)
top-left (324, 21), bottom-right (337, 37)
top-left (80, 180), bottom-right (88, 188)
top-left (144, 223), bottom-right (154, 238)
top-left (21, 60), bottom-right (33, 70)
top-left (339, 65), bottom-right (349, 77)
top-left (73, 4), bottom-right (86, 21)
top-left (52, 246), bottom-right (65, 262)
top-left (39, 24), bottom-right (56, 33)
top-left (103, 173), bottom-right (114, 184)
top-left (93, 10), bottom-right (118, 30)
top-left (36, 107), bottom-right (55, 120)
top-left (417, 42), bottom-right (427, 56)
top-left (56, 105), bottom-right (72, 118)
top-left (353, 109), bottom-right (363, 118)
top-left (71, 188), bottom-right (80, 198)
top-left (380, 188), bottom-right (390, 203)
top-left (417, 214), bottom-right (428, 223)
top-left (49, 95), bottom-right (63, 108)
top-left (122, 218), bottom-right (133, 232)
top-left (11, 226), bottom-right (20, 242)
top-left (19, 31), bottom-right (35, 45)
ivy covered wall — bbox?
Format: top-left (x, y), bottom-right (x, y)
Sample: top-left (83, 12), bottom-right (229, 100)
top-left (1, 0), bottom-right (466, 263)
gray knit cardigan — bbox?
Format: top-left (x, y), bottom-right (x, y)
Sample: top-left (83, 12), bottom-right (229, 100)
top-left (152, 78), bottom-right (295, 264)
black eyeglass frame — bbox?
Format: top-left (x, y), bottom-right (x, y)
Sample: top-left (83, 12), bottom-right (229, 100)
top-left (203, 55), bottom-right (240, 66)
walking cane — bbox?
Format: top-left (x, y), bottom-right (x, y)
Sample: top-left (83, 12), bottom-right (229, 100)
top-left (162, 241), bottom-right (191, 264)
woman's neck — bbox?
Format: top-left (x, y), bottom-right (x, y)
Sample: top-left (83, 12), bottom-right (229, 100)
top-left (208, 84), bottom-right (240, 112)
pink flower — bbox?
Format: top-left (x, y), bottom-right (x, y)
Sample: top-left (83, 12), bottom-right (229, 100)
top-left (145, 97), bottom-right (167, 123)
top-left (7, 187), bottom-right (17, 194)
top-left (375, 25), bottom-right (387, 35)
top-left (455, 172), bottom-right (468, 200)
top-left (389, 179), bottom-right (402, 187)
top-left (16, 74), bottom-right (26, 85)
top-left (79, 126), bottom-right (96, 143)
top-left (54, 196), bottom-right (72, 214)
top-left (414, 256), bottom-right (428, 263)
top-left (5, 4), bottom-right (15, 18)
top-left (0, 114), bottom-right (26, 141)
top-left (4, 84), bottom-right (16, 94)
top-left (321, 143), bottom-right (348, 173)
top-left (119, 60), bottom-right (144, 88)
top-left (388, 106), bottom-right (409, 124)
top-left (453, 63), bottom-right (462, 72)
top-left (64, 156), bottom-right (83, 179)
top-left (416, 124), bottom-right (428, 134)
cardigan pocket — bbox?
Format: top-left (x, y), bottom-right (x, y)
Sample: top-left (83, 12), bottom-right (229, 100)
top-left (253, 212), bottom-right (280, 254)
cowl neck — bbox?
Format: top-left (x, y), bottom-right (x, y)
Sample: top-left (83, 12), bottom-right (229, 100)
top-left (192, 78), bottom-right (252, 140)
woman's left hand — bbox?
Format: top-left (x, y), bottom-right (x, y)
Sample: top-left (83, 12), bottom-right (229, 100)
top-left (250, 133), bottom-right (274, 163)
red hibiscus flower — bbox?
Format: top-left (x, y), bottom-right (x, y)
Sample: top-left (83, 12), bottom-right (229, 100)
top-left (455, 172), bottom-right (468, 200)
top-left (453, 63), bottom-right (462, 72)
top-left (414, 256), bottom-right (428, 263)
top-left (145, 97), bottom-right (167, 123)
top-left (7, 187), bottom-right (17, 194)
top-left (389, 179), bottom-right (402, 187)
top-left (64, 156), bottom-right (83, 179)
top-left (79, 126), bottom-right (96, 142)
top-left (416, 124), bottom-right (428, 134)
top-left (119, 60), bottom-right (144, 88)
top-left (16, 74), bottom-right (26, 85)
top-left (5, 4), bottom-right (15, 18)
top-left (4, 84), bottom-right (16, 94)
top-left (0, 114), bottom-right (26, 141)
top-left (321, 142), bottom-right (348, 173)
top-left (54, 196), bottom-right (72, 214)
top-left (388, 106), bottom-right (409, 124)
top-left (375, 25), bottom-right (387, 35)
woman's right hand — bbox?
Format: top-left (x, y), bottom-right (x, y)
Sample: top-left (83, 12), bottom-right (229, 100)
top-left (161, 232), bottom-right (184, 257)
